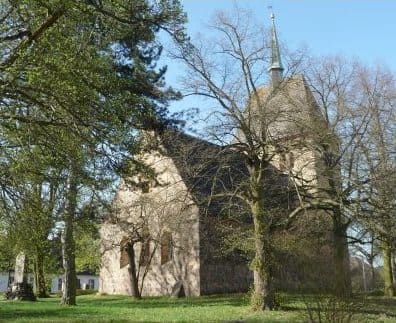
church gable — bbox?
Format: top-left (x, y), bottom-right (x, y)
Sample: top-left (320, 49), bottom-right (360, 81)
top-left (100, 140), bottom-right (202, 296)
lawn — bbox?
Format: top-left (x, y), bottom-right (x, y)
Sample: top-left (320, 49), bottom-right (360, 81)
top-left (0, 293), bottom-right (395, 322)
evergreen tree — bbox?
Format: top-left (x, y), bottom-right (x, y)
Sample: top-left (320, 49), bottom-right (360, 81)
top-left (0, 0), bottom-right (185, 305)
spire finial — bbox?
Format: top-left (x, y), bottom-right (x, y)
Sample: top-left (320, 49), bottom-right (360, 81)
top-left (268, 10), bottom-right (283, 85)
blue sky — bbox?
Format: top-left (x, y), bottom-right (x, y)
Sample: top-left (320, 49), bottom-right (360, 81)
top-left (162, 0), bottom-right (396, 124)
top-left (181, 0), bottom-right (396, 63)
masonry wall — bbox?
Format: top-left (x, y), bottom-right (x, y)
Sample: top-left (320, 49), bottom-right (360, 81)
top-left (200, 263), bottom-right (252, 294)
top-left (198, 210), bottom-right (253, 295)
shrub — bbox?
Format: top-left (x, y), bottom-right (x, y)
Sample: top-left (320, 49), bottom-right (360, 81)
top-left (303, 294), bottom-right (367, 323)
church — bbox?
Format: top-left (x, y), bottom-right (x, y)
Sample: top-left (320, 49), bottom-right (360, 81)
top-left (99, 14), bottom-right (335, 297)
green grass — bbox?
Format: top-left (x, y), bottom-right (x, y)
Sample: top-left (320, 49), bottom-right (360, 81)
top-left (0, 293), bottom-right (395, 322)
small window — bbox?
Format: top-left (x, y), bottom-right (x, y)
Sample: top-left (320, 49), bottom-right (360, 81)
top-left (58, 278), bottom-right (62, 291)
top-left (141, 181), bottom-right (150, 193)
top-left (120, 237), bottom-right (129, 269)
top-left (139, 240), bottom-right (150, 266)
top-left (76, 279), bottom-right (81, 289)
top-left (161, 232), bottom-right (173, 265)
top-left (287, 152), bottom-right (295, 169)
top-left (88, 279), bottom-right (95, 289)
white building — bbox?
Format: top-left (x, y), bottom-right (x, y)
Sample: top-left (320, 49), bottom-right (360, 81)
top-left (1, 271), bottom-right (99, 293)
top-left (0, 271), bottom-right (12, 292)
top-left (51, 272), bottom-right (99, 293)
top-left (0, 271), bottom-right (34, 292)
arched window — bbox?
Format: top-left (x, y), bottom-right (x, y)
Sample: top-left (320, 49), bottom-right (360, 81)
top-left (139, 239), bottom-right (151, 266)
top-left (138, 225), bottom-right (151, 266)
top-left (161, 232), bottom-right (173, 265)
top-left (120, 237), bottom-right (129, 269)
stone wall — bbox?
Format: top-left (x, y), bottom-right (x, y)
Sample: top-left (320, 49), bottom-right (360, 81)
top-left (200, 263), bottom-right (252, 295)
top-left (100, 223), bottom-right (132, 295)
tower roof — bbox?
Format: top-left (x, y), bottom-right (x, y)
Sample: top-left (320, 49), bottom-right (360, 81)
top-left (269, 13), bottom-right (283, 72)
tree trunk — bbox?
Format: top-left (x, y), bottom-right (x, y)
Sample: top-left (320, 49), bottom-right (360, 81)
top-left (126, 242), bottom-right (141, 299)
top-left (35, 250), bottom-right (48, 298)
top-left (369, 237), bottom-right (376, 290)
top-left (392, 249), bottom-right (396, 290)
top-left (368, 257), bottom-right (375, 290)
top-left (381, 237), bottom-right (394, 297)
top-left (61, 213), bottom-right (76, 305)
top-left (61, 169), bottom-right (78, 306)
top-left (250, 185), bottom-right (275, 311)
top-left (332, 209), bottom-right (351, 297)
top-left (7, 270), bottom-right (12, 288)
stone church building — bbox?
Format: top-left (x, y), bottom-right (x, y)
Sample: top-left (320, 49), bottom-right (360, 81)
top-left (99, 15), bottom-right (335, 297)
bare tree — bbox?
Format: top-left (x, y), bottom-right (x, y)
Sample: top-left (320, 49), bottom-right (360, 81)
top-left (302, 57), bottom-right (396, 297)
top-left (354, 65), bottom-right (396, 297)
top-left (296, 56), bottom-right (366, 296)
top-left (350, 232), bottom-right (379, 291)
top-left (171, 8), bottom-right (338, 309)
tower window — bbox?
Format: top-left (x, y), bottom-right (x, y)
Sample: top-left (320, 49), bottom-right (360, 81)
top-left (279, 152), bottom-right (294, 171)
top-left (141, 181), bottom-right (150, 193)
top-left (287, 152), bottom-right (295, 169)
top-left (279, 153), bottom-right (287, 171)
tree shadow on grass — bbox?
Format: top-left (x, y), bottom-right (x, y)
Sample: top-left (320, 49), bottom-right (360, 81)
top-left (365, 298), bottom-right (396, 307)
top-left (0, 308), bottom-right (77, 321)
top-left (358, 297), bottom-right (396, 318)
top-left (0, 294), bottom-right (249, 322)
top-left (76, 294), bottom-right (247, 309)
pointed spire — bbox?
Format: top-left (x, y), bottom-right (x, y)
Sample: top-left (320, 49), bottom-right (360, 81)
top-left (268, 12), bottom-right (283, 85)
